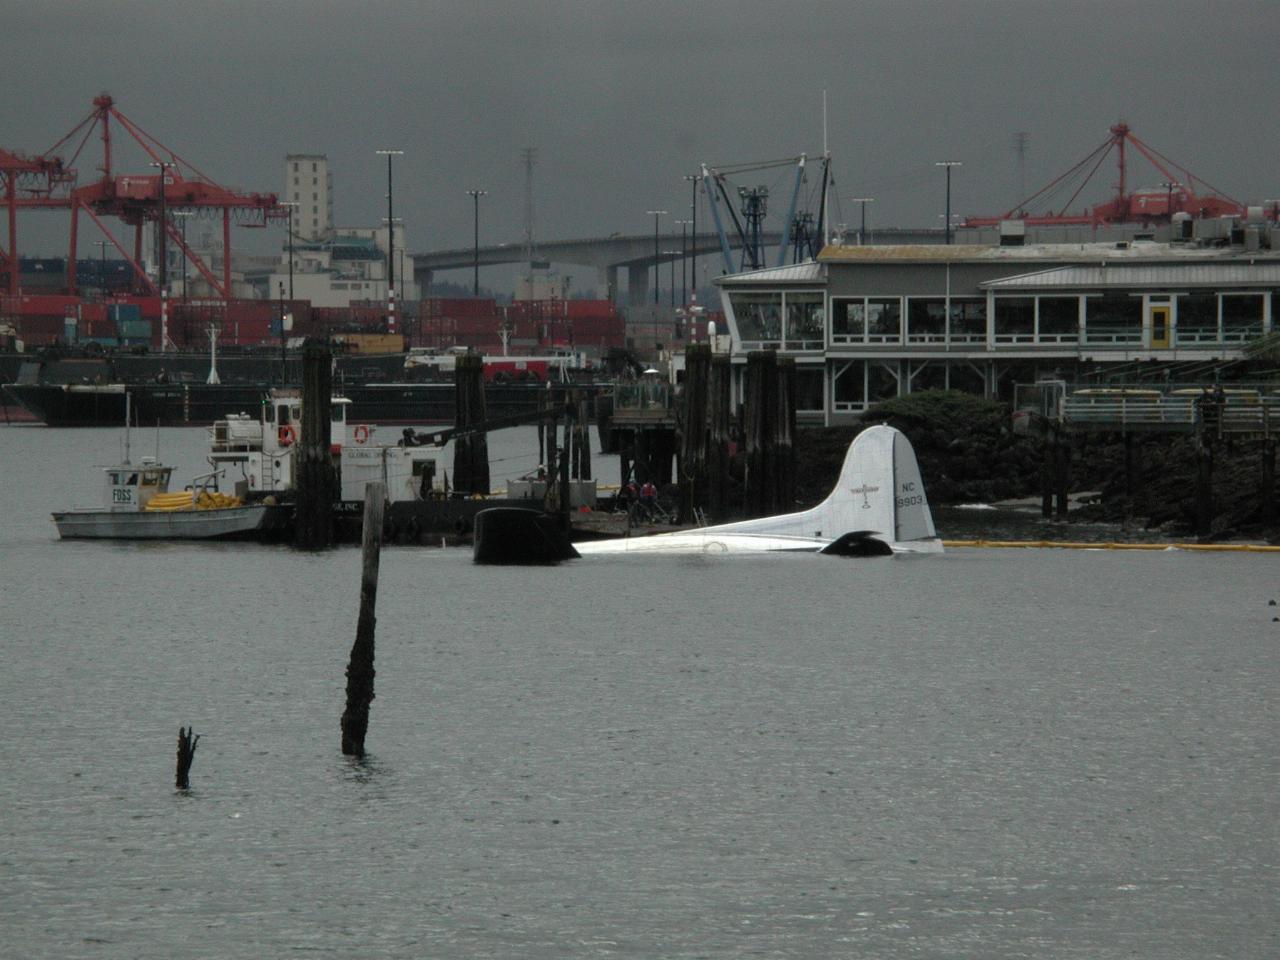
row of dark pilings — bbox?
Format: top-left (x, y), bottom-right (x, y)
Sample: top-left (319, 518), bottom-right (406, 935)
top-left (1041, 426), bottom-right (1278, 538)
top-left (677, 345), bottom-right (796, 523)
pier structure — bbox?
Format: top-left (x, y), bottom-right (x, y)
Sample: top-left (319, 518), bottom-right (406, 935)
top-left (711, 216), bottom-right (1280, 426)
top-left (1016, 380), bottom-right (1280, 536)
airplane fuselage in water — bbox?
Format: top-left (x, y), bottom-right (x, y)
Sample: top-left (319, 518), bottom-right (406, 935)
top-left (573, 425), bottom-right (942, 558)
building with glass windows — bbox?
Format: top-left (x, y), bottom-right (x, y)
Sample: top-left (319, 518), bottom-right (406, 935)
top-left (715, 226), bottom-right (1280, 424)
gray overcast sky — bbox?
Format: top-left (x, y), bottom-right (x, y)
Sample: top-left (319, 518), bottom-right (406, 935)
top-left (4, 0), bottom-right (1277, 268)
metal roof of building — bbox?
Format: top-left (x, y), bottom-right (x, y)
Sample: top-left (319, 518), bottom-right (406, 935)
top-left (981, 262), bottom-right (1280, 290)
top-left (817, 240), bottom-right (1280, 264)
top-left (714, 261), bottom-right (824, 285)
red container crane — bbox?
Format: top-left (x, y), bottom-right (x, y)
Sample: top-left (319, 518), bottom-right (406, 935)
top-left (964, 122), bottom-right (1246, 228)
top-left (2, 94), bottom-right (287, 298)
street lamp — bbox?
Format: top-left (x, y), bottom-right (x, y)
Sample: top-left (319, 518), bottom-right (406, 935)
top-left (662, 250), bottom-right (681, 309)
top-left (375, 149), bottom-right (404, 334)
top-left (683, 174), bottom-right (699, 302)
top-left (646, 209), bottom-right (667, 305)
top-left (278, 281), bottom-right (287, 383)
top-left (935, 161), bottom-right (961, 245)
top-left (674, 219), bottom-right (691, 304)
top-left (466, 188), bottom-right (487, 296)
top-left (150, 160), bottom-right (172, 351)
top-left (850, 197), bottom-right (875, 245)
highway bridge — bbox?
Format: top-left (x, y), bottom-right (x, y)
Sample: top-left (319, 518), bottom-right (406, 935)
top-left (411, 228), bottom-right (958, 304)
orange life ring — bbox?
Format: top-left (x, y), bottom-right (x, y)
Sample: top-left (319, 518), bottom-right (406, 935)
top-left (353, 424), bottom-right (370, 445)
top-left (278, 424), bottom-right (297, 446)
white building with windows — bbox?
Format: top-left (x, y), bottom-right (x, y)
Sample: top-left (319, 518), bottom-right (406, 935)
top-left (285, 154), bottom-right (334, 242)
top-left (715, 219), bottom-right (1280, 423)
top-left (273, 155), bottom-right (416, 308)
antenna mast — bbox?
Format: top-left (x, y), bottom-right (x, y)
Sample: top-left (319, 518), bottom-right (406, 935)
top-left (1012, 131), bottom-right (1030, 212)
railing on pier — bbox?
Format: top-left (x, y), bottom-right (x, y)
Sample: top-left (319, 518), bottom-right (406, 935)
top-left (1041, 383), bottom-right (1280, 435)
top-left (611, 381), bottom-right (677, 425)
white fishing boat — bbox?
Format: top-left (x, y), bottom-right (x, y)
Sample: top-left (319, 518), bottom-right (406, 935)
top-left (51, 459), bottom-right (286, 540)
top-left (52, 395), bottom-right (288, 541)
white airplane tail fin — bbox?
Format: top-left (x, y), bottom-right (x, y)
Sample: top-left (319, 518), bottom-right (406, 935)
top-left (707, 424), bottom-right (940, 553)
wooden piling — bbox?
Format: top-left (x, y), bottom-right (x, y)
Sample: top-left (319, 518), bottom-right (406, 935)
top-left (679, 343), bottom-right (711, 523)
top-left (1195, 443), bottom-right (1214, 539)
top-left (341, 481), bottom-right (385, 757)
top-left (1123, 433), bottom-right (1135, 522)
top-left (1040, 435), bottom-right (1054, 519)
top-left (1263, 438), bottom-right (1276, 528)
top-left (1054, 437), bottom-right (1070, 519)
top-left (743, 350), bottom-right (775, 518)
top-left (576, 395), bottom-right (592, 481)
top-left (773, 355), bottom-right (796, 514)
top-left (707, 354), bottom-right (731, 518)
top-left (175, 726), bottom-right (199, 790)
top-left (545, 394), bottom-right (560, 512)
top-left (294, 339), bottom-right (335, 550)
top-left (452, 353), bottom-right (490, 496)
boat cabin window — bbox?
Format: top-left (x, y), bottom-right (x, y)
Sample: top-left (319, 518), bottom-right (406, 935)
top-left (277, 404), bottom-right (291, 425)
top-left (332, 405), bottom-right (346, 425)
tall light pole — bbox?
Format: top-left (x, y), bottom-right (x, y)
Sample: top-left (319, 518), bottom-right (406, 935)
top-left (279, 200), bottom-right (298, 301)
top-left (675, 219), bottom-right (691, 304)
top-left (662, 250), bottom-right (680, 309)
top-left (466, 188), bottom-right (487, 296)
top-left (150, 160), bottom-right (172, 351)
top-left (935, 161), bottom-right (961, 245)
top-left (683, 174), bottom-right (699, 302)
top-left (375, 149), bottom-right (403, 334)
top-left (646, 210), bottom-right (666, 305)
top-left (850, 197), bottom-right (874, 245)
top-left (278, 281), bottom-right (287, 383)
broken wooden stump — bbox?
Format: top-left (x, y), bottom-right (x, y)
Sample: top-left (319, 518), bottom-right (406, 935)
top-left (341, 481), bottom-right (385, 757)
top-left (176, 726), bottom-right (200, 790)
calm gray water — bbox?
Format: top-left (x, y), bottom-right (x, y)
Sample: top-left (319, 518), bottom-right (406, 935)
top-left (1, 426), bottom-right (1276, 958)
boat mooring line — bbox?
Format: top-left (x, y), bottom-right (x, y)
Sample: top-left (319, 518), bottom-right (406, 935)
top-left (942, 539), bottom-right (1280, 553)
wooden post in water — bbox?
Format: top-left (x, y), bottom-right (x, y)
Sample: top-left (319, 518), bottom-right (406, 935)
top-left (175, 726), bottom-right (199, 790)
top-left (452, 353), bottom-right (489, 496)
top-left (1263, 438), bottom-right (1276, 527)
top-left (1195, 443), bottom-right (1214, 539)
top-left (294, 339), bottom-right (335, 550)
top-left (1123, 433), bottom-right (1136, 522)
top-left (679, 343), bottom-right (711, 522)
top-left (707, 354), bottom-right (731, 518)
top-left (544, 392), bottom-right (559, 512)
top-left (1040, 435), bottom-right (1054, 519)
top-left (1054, 437), bottom-right (1070, 519)
top-left (341, 481), bottom-right (385, 757)
top-left (743, 350), bottom-right (776, 518)
top-left (576, 395), bottom-right (592, 481)
top-left (773, 355), bottom-right (796, 515)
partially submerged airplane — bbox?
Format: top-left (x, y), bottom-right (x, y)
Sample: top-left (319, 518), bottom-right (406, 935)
top-left (473, 425), bottom-right (942, 563)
